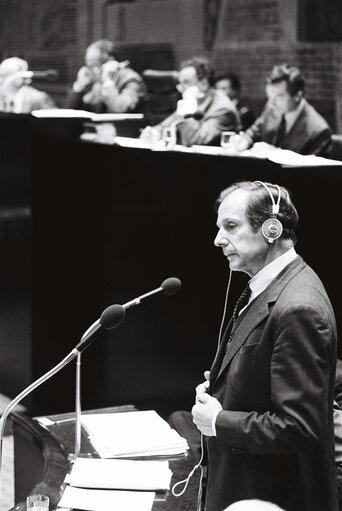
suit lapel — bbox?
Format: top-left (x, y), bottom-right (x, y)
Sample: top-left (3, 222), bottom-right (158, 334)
top-left (216, 299), bottom-right (270, 380)
top-left (212, 256), bottom-right (306, 386)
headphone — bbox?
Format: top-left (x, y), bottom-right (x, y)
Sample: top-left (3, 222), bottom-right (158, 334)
top-left (254, 181), bottom-right (283, 244)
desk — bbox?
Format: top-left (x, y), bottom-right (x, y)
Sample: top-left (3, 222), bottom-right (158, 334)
top-left (0, 117), bottom-right (342, 419)
top-left (9, 408), bottom-right (200, 511)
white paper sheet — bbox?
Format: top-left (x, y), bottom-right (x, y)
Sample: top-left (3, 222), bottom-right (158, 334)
top-left (58, 486), bottom-right (155, 511)
top-left (68, 458), bottom-right (172, 490)
top-left (81, 410), bottom-right (170, 434)
top-left (90, 428), bottom-right (188, 458)
top-left (31, 109), bottom-right (143, 121)
top-left (81, 410), bottom-right (188, 458)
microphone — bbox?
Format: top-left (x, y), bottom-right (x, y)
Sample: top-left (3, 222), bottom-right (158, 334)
top-left (75, 304), bottom-right (125, 353)
top-left (20, 69), bottom-right (59, 80)
top-left (75, 277), bottom-right (181, 353)
top-left (121, 276), bottom-right (182, 309)
top-left (183, 111), bottom-right (204, 120)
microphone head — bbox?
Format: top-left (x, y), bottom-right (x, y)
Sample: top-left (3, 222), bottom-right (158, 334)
top-left (160, 277), bottom-right (182, 295)
top-left (100, 304), bottom-right (126, 330)
top-left (193, 111), bottom-right (204, 120)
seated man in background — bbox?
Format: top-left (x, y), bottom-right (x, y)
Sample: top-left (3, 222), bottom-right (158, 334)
top-left (67, 39), bottom-right (146, 113)
top-left (0, 57), bottom-right (56, 113)
top-left (231, 63), bottom-right (331, 156)
top-left (215, 72), bottom-right (255, 130)
top-left (140, 56), bottom-right (240, 147)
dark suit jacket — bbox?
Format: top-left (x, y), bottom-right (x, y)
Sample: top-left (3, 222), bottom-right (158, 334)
top-left (206, 256), bottom-right (337, 511)
top-left (245, 99), bottom-right (332, 156)
top-left (157, 89), bottom-right (240, 147)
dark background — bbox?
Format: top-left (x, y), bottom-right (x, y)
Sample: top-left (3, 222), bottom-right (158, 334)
top-left (0, 115), bottom-right (340, 419)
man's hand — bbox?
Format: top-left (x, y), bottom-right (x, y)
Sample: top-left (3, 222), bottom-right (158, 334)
top-left (73, 66), bottom-right (98, 93)
top-left (191, 370), bottom-right (222, 436)
top-left (195, 370), bottom-right (210, 395)
top-left (192, 393), bottom-right (222, 436)
top-left (139, 126), bottom-right (161, 144)
top-left (230, 132), bottom-right (252, 152)
top-left (101, 60), bottom-right (121, 83)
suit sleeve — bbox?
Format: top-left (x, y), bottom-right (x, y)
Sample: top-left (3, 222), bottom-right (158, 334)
top-left (244, 103), bottom-right (270, 144)
top-left (100, 78), bottom-right (145, 113)
top-left (179, 108), bottom-right (239, 146)
top-left (302, 127), bottom-right (332, 156)
top-left (215, 304), bottom-right (335, 454)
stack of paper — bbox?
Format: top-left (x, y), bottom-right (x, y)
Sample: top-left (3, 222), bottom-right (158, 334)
top-left (58, 486), bottom-right (155, 511)
top-left (31, 108), bottom-right (143, 121)
top-left (67, 458), bottom-right (172, 490)
top-left (81, 410), bottom-right (188, 457)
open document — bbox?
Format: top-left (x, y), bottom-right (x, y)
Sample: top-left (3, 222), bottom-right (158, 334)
top-left (68, 458), bottom-right (172, 490)
top-left (81, 410), bottom-right (188, 457)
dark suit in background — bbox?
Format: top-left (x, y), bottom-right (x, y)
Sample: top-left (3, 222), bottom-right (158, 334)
top-left (245, 98), bottom-right (331, 156)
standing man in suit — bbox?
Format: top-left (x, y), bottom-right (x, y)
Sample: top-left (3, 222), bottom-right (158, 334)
top-left (192, 181), bottom-right (337, 510)
top-left (231, 64), bottom-right (331, 156)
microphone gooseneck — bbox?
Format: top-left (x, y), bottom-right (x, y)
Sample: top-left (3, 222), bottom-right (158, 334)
top-left (123, 276), bottom-right (182, 309)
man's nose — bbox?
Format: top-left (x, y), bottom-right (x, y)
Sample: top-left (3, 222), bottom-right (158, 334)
top-left (214, 230), bottom-right (228, 247)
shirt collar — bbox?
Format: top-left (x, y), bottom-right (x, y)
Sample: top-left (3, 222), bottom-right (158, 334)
top-left (249, 247), bottom-right (297, 300)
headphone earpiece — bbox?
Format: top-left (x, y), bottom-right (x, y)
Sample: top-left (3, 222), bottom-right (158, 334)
top-left (254, 181), bottom-right (283, 244)
top-left (261, 218), bottom-right (283, 242)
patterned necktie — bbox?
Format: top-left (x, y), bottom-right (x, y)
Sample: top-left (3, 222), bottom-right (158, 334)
top-left (232, 284), bottom-right (251, 323)
top-left (225, 284), bottom-right (251, 350)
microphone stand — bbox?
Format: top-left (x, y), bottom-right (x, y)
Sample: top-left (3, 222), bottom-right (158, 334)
top-left (72, 283), bottom-right (167, 457)
top-left (0, 348), bottom-right (78, 501)
top-left (74, 318), bottom-right (101, 458)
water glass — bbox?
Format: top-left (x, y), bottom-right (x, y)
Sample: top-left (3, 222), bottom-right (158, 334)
top-left (220, 131), bottom-right (235, 151)
top-left (162, 126), bottom-right (177, 149)
top-left (27, 494), bottom-right (49, 511)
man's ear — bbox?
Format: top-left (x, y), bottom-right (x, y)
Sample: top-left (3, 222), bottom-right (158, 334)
top-left (294, 90), bottom-right (303, 103)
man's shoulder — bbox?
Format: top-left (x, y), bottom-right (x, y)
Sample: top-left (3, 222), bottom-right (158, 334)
top-left (210, 89), bottom-right (239, 113)
top-left (23, 85), bottom-right (47, 99)
top-left (301, 100), bottom-right (331, 132)
top-left (274, 259), bottom-right (334, 315)
top-left (117, 66), bottom-right (144, 84)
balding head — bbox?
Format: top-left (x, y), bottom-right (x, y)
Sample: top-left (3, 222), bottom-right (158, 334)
top-left (0, 57), bottom-right (28, 79)
top-left (225, 500), bottom-right (284, 511)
